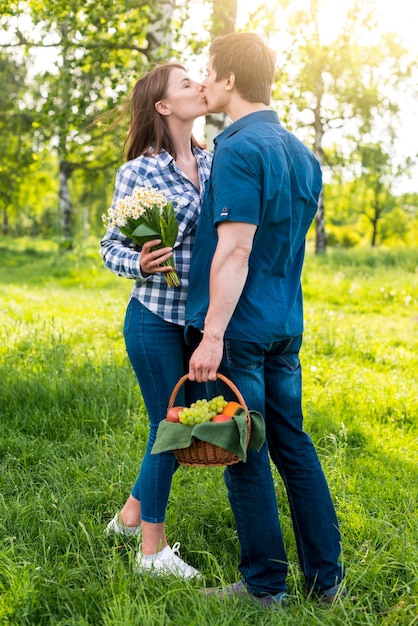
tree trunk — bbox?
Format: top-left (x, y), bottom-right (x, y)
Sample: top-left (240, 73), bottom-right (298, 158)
top-left (1, 207), bottom-right (8, 236)
top-left (313, 79), bottom-right (326, 254)
top-left (370, 202), bottom-right (381, 247)
top-left (205, 113), bottom-right (231, 151)
top-left (205, 0), bottom-right (238, 149)
top-left (210, 0), bottom-right (237, 35)
top-left (146, 0), bottom-right (175, 60)
top-left (315, 190), bottom-right (326, 252)
top-left (59, 159), bottom-right (73, 248)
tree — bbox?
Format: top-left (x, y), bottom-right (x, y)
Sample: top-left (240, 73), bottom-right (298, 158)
top-left (1, 0), bottom-right (416, 246)
top-left (0, 52), bottom-right (34, 235)
top-left (0, 0), bottom-right (176, 246)
top-left (349, 143), bottom-right (413, 246)
top-left (266, 0), bottom-right (415, 252)
top-left (205, 0), bottom-right (238, 148)
top-left (324, 141), bottom-right (417, 247)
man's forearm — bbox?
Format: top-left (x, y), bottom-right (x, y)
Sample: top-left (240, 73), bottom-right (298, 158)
top-left (188, 221), bottom-right (256, 381)
top-left (203, 246), bottom-right (249, 340)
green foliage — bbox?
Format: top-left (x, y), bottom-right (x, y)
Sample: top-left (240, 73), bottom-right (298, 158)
top-left (1, 0), bottom-right (418, 247)
top-left (0, 53), bottom-right (34, 227)
top-left (324, 175), bottom-right (418, 247)
top-left (0, 239), bottom-right (417, 625)
top-left (264, 0), bottom-right (417, 252)
top-left (1, 0), bottom-right (172, 242)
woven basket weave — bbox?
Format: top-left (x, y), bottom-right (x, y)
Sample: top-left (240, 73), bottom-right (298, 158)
top-left (168, 373), bottom-right (251, 467)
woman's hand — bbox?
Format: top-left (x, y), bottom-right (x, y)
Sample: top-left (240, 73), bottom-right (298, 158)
top-left (139, 239), bottom-right (174, 276)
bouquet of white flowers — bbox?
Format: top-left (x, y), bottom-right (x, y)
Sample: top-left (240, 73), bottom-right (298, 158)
top-left (103, 186), bottom-right (180, 287)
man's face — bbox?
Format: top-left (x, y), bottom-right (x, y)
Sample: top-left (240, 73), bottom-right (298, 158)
top-left (201, 59), bottom-right (230, 114)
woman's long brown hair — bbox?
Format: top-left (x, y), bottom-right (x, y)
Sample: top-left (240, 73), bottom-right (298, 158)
top-left (102, 63), bottom-right (202, 162)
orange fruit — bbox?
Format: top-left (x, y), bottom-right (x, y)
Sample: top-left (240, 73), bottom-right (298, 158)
top-left (223, 401), bottom-right (243, 416)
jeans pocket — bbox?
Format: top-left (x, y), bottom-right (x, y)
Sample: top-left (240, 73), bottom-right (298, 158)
top-left (274, 336), bottom-right (302, 371)
top-left (224, 338), bottom-right (263, 370)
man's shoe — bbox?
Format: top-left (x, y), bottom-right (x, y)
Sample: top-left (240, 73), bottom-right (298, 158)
top-left (204, 579), bottom-right (287, 608)
top-left (105, 513), bottom-right (141, 538)
top-left (136, 542), bottom-right (200, 579)
top-left (320, 582), bottom-right (347, 603)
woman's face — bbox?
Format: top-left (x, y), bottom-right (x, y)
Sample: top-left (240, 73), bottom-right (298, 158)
top-left (158, 67), bottom-right (208, 121)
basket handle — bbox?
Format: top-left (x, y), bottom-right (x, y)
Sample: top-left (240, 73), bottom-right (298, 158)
top-left (167, 373), bottom-right (248, 412)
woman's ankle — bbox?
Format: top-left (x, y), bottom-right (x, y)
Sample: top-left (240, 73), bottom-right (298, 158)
top-left (141, 521), bottom-right (167, 555)
top-left (118, 512), bottom-right (141, 528)
top-left (119, 495), bottom-right (141, 527)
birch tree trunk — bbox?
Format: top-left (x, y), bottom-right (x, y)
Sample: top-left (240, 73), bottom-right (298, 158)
top-left (146, 0), bottom-right (176, 60)
top-left (59, 160), bottom-right (73, 245)
top-left (205, 0), bottom-right (238, 150)
top-left (313, 67), bottom-right (327, 253)
top-left (57, 20), bottom-right (73, 248)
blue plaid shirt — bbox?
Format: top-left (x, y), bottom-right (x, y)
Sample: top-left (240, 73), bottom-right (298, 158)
top-left (101, 147), bottom-right (212, 326)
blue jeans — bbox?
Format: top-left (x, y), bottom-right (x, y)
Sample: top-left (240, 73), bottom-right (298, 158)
top-left (124, 298), bottom-right (205, 523)
top-left (217, 335), bottom-right (344, 596)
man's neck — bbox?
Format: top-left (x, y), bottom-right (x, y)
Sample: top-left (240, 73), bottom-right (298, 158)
top-left (227, 101), bottom-right (270, 123)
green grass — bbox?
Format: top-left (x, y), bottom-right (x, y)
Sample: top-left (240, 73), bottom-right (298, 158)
top-left (1, 238), bottom-right (417, 625)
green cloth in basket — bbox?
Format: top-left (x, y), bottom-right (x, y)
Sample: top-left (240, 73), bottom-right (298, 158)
top-left (151, 407), bottom-right (265, 462)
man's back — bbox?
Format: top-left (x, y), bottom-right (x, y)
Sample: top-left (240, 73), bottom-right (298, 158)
top-left (187, 110), bottom-right (322, 342)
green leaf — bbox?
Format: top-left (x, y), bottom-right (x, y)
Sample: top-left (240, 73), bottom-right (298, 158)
top-left (144, 204), bottom-right (157, 231)
top-left (132, 223), bottom-right (160, 239)
top-left (160, 202), bottom-right (178, 247)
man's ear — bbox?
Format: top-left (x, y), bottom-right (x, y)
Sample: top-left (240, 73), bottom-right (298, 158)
top-left (225, 72), bottom-right (236, 92)
top-left (155, 100), bottom-right (172, 116)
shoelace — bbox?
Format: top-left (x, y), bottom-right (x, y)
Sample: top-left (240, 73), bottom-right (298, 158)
top-left (169, 542), bottom-right (199, 576)
top-left (170, 542), bottom-right (189, 571)
top-left (171, 541), bottom-right (182, 557)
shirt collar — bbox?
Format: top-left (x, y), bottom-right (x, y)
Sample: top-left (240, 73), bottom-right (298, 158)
top-left (214, 110), bottom-right (280, 148)
top-left (154, 146), bottom-right (210, 166)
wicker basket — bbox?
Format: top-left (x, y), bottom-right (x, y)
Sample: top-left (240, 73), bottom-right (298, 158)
top-left (168, 373), bottom-right (251, 467)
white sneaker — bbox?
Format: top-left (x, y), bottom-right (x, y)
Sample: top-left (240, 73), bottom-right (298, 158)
top-left (105, 513), bottom-right (141, 538)
top-left (136, 542), bottom-right (200, 579)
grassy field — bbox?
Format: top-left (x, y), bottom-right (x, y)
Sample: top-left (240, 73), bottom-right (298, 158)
top-left (0, 238), bottom-right (417, 625)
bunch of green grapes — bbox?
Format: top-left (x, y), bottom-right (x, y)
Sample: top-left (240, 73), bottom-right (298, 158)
top-left (179, 395), bottom-right (227, 425)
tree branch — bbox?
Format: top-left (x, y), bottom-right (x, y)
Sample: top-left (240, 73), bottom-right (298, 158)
top-left (0, 38), bottom-right (147, 54)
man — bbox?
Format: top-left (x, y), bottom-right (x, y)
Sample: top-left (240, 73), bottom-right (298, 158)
top-left (185, 33), bottom-right (346, 607)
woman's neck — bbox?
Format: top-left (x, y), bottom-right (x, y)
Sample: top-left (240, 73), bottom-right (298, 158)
top-left (173, 133), bottom-right (199, 187)
top-left (168, 120), bottom-right (195, 161)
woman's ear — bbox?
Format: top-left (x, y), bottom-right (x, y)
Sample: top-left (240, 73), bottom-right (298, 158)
top-left (155, 100), bottom-right (172, 116)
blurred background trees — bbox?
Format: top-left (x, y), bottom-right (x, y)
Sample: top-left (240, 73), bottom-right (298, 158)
top-left (0, 0), bottom-right (417, 250)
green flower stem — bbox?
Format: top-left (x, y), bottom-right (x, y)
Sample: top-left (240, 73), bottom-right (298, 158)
top-left (160, 255), bottom-right (180, 288)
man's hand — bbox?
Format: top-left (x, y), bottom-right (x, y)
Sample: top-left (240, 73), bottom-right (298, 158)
top-left (188, 334), bottom-right (224, 382)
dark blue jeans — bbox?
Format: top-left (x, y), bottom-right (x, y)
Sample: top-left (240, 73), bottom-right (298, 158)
top-left (124, 298), bottom-right (205, 523)
top-left (217, 335), bottom-right (344, 596)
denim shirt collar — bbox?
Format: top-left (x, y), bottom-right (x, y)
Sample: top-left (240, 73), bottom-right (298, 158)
top-left (214, 110), bottom-right (281, 148)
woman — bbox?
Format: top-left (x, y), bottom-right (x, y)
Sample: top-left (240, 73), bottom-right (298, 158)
top-left (101, 63), bottom-right (211, 578)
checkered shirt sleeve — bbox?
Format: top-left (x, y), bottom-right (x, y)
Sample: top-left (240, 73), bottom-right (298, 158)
top-left (101, 148), bottom-right (212, 326)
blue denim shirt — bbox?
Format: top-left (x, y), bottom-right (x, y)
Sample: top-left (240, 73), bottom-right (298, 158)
top-left (185, 110), bottom-right (322, 344)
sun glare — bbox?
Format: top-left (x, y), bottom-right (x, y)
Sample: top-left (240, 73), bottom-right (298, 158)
top-left (234, 0), bottom-right (418, 193)
top-left (236, 0), bottom-right (418, 50)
